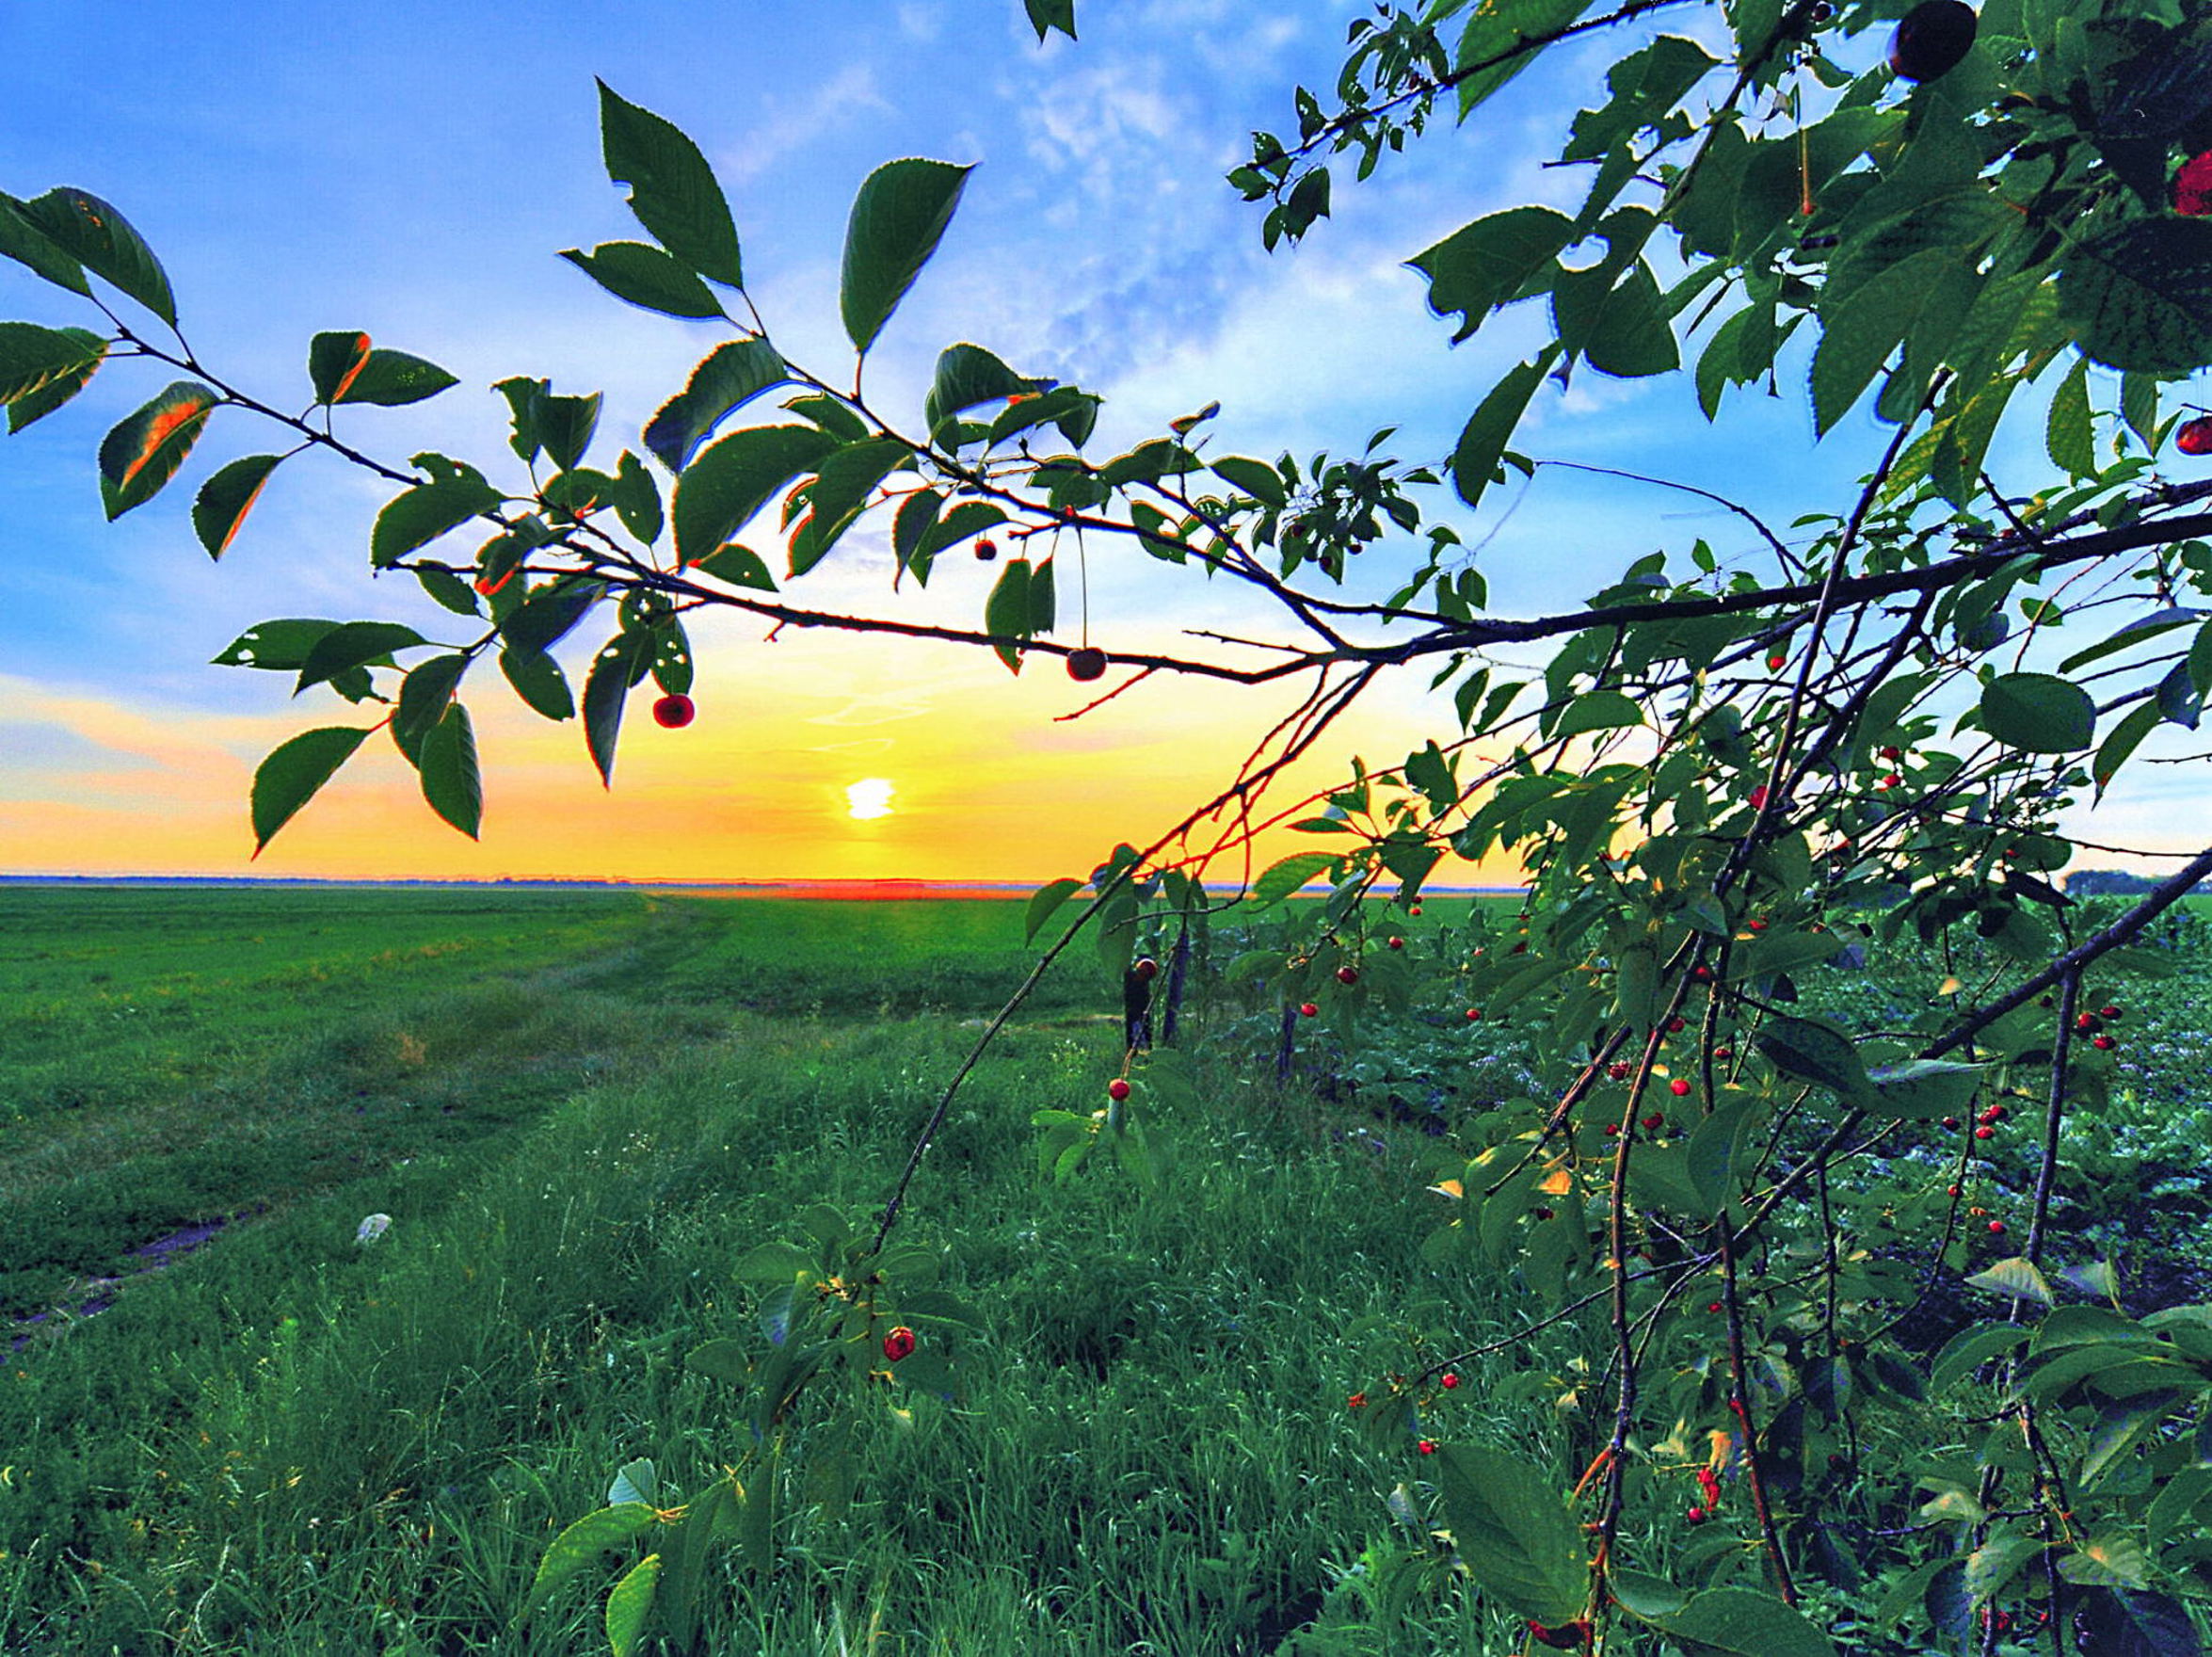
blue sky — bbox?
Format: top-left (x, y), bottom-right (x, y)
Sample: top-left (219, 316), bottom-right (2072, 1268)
top-left (2, 0), bottom-right (2200, 878)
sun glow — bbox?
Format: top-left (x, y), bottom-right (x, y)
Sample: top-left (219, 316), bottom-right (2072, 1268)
top-left (845, 778), bottom-right (896, 820)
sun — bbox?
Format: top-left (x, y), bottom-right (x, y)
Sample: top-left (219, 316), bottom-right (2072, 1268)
top-left (845, 778), bottom-right (896, 820)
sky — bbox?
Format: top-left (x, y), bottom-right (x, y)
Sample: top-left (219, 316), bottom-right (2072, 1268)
top-left (2, 0), bottom-right (2204, 884)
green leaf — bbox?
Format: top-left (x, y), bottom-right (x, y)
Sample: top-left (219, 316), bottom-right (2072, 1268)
top-left (517, 1504), bottom-right (657, 1630)
top-left (295, 620), bottom-right (429, 696)
top-left (1867, 1058), bottom-right (1981, 1118)
top-left (392, 652), bottom-right (468, 764)
top-left (1023, 0), bottom-right (1076, 40)
top-left (560, 242), bottom-right (723, 320)
top-left (924, 342), bottom-right (1046, 433)
top-left (0, 192), bottom-right (90, 296)
top-left (2071, 1587), bottom-right (2204, 1657)
top-left (694, 543), bottom-right (778, 591)
top-left (1430, 1444), bottom-right (1585, 1624)
top-left (1964, 1530), bottom-right (2044, 1601)
top-left (2095, 699), bottom-right (2162, 794)
top-left (1453, 0), bottom-right (1594, 118)
top-left (673, 424), bottom-right (839, 565)
top-left (371, 458), bottom-right (502, 567)
top-left (22, 188), bottom-right (175, 324)
top-left (6, 326), bottom-right (104, 431)
top-left (1752, 1015), bottom-right (1871, 1102)
top-left (839, 157), bottom-right (973, 355)
top-left (335, 347), bottom-right (459, 408)
top-left (1809, 250), bottom-right (1950, 436)
top-left (2060, 218), bottom-right (2212, 375)
top-left (982, 556), bottom-right (1050, 671)
top-left (1980, 672), bottom-right (2096, 752)
top-left (97, 380), bottom-right (216, 520)
top-left (1450, 350), bottom-right (1554, 509)
top-left (1210, 455), bottom-right (1287, 507)
top-left (597, 80), bottom-right (743, 286)
top-left (1553, 689), bottom-right (1643, 739)
top-left (415, 566), bottom-right (481, 617)
top-left (1557, 256), bottom-right (1678, 378)
top-left (499, 646), bottom-right (574, 721)
top-left (1651, 1587), bottom-right (1838, 1657)
top-left (1930, 1323), bottom-right (2028, 1395)
top-left (2046, 357), bottom-right (2095, 477)
top-left (191, 454), bottom-right (282, 559)
top-left (307, 330), bottom-right (371, 404)
top-left (419, 702), bottom-right (483, 838)
top-left (1408, 205), bottom-right (1575, 343)
top-left (250, 726), bottom-right (370, 854)
top-left (1254, 851), bottom-right (1338, 908)
top-left (1025, 877), bottom-right (1083, 943)
top-left (789, 438), bottom-right (911, 576)
top-left (583, 633), bottom-right (647, 786)
top-left (213, 619), bottom-right (343, 670)
top-left (0, 321), bottom-right (106, 404)
top-left (1964, 1256), bottom-right (2055, 1308)
top-left (644, 338), bottom-right (787, 472)
top-left (609, 451), bottom-right (663, 544)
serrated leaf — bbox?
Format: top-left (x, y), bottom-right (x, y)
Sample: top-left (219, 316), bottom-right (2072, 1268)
top-left (672, 424), bottom-right (838, 565)
top-left (307, 330), bottom-right (372, 404)
top-left (1450, 350), bottom-right (1553, 509)
top-left (1867, 1058), bottom-right (1981, 1118)
top-left (0, 192), bottom-right (89, 296)
top-left (1253, 851), bottom-right (1338, 907)
top-left (1654, 1588), bottom-right (1837, 1657)
top-left (598, 80), bottom-right (742, 286)
top-left (1752, 1015), bottom-right (1870, 1102)
top-left (295, 620), bottom-right (429, 696)
top-left (605, 1551), bottom-right (660, 1657)
top-left (924, 342), bottom-right (1047, 433)
top-left (517, 1504), bottom-right (657, 1630)
top-left (1981, 672), bottom-right (2096, 752)
top-left (371, 460), bottom-right (502, 567)
top-left (250, 726), bottom-right (370, 854)
top-left (1964, 1256), bottom-right (2055, 1308)
top-left (1409, 205), bottom-right (1575, 343)
top-left (1554, 689), bottom-right (1643, 738)
top-left (694, 542), bottom-right (777, 590)
top-left (0, 320), bottom-right (106, 404)
top-left (97, 380), bottom-right (216, 520)
top-left (191, 454), bottom-right (282, 559)
top-left (644, 338), bottom-right (786, 472)
top-left (419, 702), bottom-right (482, 838)
top-left (1931, 1323), bottom-right (2029, 1395)
top-left (790, 437), bottom-right (910, 576)
top-left (1024, 0), bottom-right (1076, 39)
top-left (333, 346), bottom-right (459, 408)
top-left (22, 187), bottom-right (174, 323)
top-left (6, 326), bottom-right (104, 431)
top-left (1210, 454), bottom-right (1287, 507)
top-left (606, 1457), bottom-right (659, 1507)
top-left (583, 633), bottom-right (646, 786)
top-left (840, 157), bottom-right (972, 355)
top-left (1430, 1444), bottom-right (1585, 1624)
top-left (499, 646), bottom-right (573, 720)
top-left (1964, 1530), bottom-right (2044, 1601)
top-left (561, 242), bottom-right (723, 319)
top-left (2046, 357), bottom-right (2095, 477)
top-left (392, 652), bottom-right (468, 764)
top-left (1022, 877), bottom-right (1083, 943)
top-left (2060, 218), bottom-right (2212, 376)
top-left (213, 619), bottom-right (343, 670)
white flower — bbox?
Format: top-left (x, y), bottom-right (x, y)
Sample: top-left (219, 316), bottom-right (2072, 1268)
top-left (355, 1214), bottom-right (393, 1246)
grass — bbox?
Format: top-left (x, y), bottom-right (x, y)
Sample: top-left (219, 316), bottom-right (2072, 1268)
top-left (0, 888), bottom-right (1525, 1655)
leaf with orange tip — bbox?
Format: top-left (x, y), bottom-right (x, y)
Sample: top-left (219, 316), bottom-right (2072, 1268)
top-left (22, 188), bottom-right (175, 324)
top-left (308, 330), bottom-right (372, 405)
top-left (1426, 1178), bottom-right (1465, 1200)
top-left (0, 321), bottom-right (104, 405)
top-left (1538, 1167), bottom-right (1575, 1196)
top-left (98, 380), bottom-right (216, 520)
top-left (192, 453), bottom-right (282, 559)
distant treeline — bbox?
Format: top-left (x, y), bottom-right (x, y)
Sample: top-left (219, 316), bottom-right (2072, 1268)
top-left (2066, 869), bottom-right (2212, 896)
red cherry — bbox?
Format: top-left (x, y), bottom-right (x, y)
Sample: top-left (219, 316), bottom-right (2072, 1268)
top-left (1607, 1062), bottom-right (1630, 1080)
top-left (651, 692), bottom-right (696, 729)
top-left (1881, 772), bottom-right (1902, 789)
top-left (1943, 1117), bottom-right (1961, 1130)
top-left (1670, 1078), bottom-right (1691, 1097)
top-left (2176, 152), bottom-right (2212, 217)
top-left (1066, 648), bottom-right (1108, 683)
top-left (1132, 957), bottom-right (1160, 982)
top-left (2092, 1035), bottom-right (2115, 1051)
top-left (1466, 1008), bottom-right (1483, 1022)
top-left (881, 1326), bottom-right (917, 1362)
top-left (1337, 966), bottom-right (1359, 985)
top-left (1707, 1302), bottom-right (1723, 1314)
top-left (1746, 919), bottom-right (1767, 931)
top-left (1748, 784), bottom-right (1770, 811)
top-left (1767, 653), bottom-right (1787, 671)
top-left (1107, 1078), bottom-right (1131, 1102)
top-left (1887, 0), bottom-right (1978, 81)
top-left (1603, 1122), bottom-right (1620, 1136)
top-left (1347, 1392), bottom-right (1367, 1409)
top-left (1387, 937), bottom-right (1404, 950)
top-left (1440, 1372), bottom-right (1460, 1390)
top-left (973, 537), bottom-right (999, 561)
top-left (1687, 1506), bottom-right (1708, 1524)
top-left (1948, 1184), bottom-right (1962, 1198)
top-left (1974, 1125), bottom-right (1994, 1140)
top-left (2179, 415), bottom-right (2212, 456)
top-left (1417, 1439), bottom-right (1437, 1456)
top-left (2098, 1005), bottom-right (2122, 1020)
top-left (2076, 1012), bottom-right (2100, 1032)
top-left (1988, 1220), bottom-right (2006, 1235)
top-left (1880, 745), bottom-right (1903, 761)
top-left (1691, 965), bottom-right (1714, 982)
top-left (1408, 904), bottom-right (1423, 916)
top-left (1299, 1003), bottom-right (1319, 1019)
top-left (1711, 1046), bottom-right (1733, 1061)
top-left (1642, 1114), bottom-right (1665, 1132)
top-left (1667, 1018), bottom-right (1687, 1034)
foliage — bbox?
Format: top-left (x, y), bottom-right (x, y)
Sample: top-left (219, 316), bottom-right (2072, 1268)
top-left (11, 0), bottom-right (2212, 1648)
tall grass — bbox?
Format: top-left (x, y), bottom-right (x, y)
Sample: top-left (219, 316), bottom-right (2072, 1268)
top-left (0, 892), bottom-right (1531, 1653)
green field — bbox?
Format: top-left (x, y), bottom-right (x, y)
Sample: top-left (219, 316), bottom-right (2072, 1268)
top-left (0, 886), bottom-right (1512, 1655)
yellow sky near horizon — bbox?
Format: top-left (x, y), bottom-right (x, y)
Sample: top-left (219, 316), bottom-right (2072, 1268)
top-left (1, 630), bottom-right (1522, 886)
